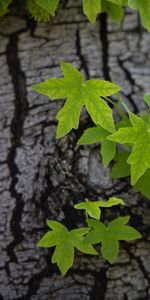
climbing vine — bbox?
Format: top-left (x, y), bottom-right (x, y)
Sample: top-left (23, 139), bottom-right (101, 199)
top-left (1, 0), bottom-right (150, 275)
top-left (33, 61), bottom-right (149, 274)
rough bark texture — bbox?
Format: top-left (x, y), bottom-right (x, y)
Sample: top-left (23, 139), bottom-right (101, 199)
top-left (0, 1), bottom-right (150, 299)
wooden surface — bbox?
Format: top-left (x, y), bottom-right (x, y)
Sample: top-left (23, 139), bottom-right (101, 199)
top-left (0, 1), bottom-right (150, 299)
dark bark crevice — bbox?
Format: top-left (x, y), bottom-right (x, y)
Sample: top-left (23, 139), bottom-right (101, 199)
top-left (99, 13), bottom-right (111, 81)
top-left (6, 28), bottom-right (29, 263)
top-left (118, 58), bottom-right (140, 113)
top-left (76, 27), bottom-right (90, 79)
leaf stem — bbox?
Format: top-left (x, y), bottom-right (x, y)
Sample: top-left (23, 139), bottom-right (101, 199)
top-left (104, 96), bottom-right (126, 119)
top-left (115, 92), bottom-right (131, 114)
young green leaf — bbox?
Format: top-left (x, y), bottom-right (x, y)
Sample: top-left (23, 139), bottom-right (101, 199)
top-left (37, 221), bottom-right (97, 275)
top-left (78, 126), bottom-right (116, 167)
top-left (74, 200), bottom-right (102, 220)
top-left (98, 197), bottom-right (125, 207)
top-left (108, 112), bottom-right (150, 185)
top-left (110, 151), bottom-right (131, 179)
top-left (85, 216), bottom-right (141, 263)
top-left (36, 0), bottom-right (59, 16)
top-left (134, 169), bottom-right (150, 200)
top-left (129, 0), bottom-right (150, 31)
top-left (32, 62), bottom-right (121, 138)
top-left (83, 0), bottom-right (101, 24)
top-left (74, 197), bottom-right (125, 220)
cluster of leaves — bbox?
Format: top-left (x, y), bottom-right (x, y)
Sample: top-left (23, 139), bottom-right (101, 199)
top-left (0, 0), bottom-right (150, 32)
top-left (0, 0), bottom-right (59, 19)
top-left (83, 0), bottom-right (150, 31)
top-left (33, 62), bottom-right (150, 200)
top-left (34, 62), bottom-right (149, 274)
top-left (83, 0), bottom-right (128, 24)
top-left (0, 0), bottom-right (148, 281)
top-left (38, 197), bottom-right (141, 275)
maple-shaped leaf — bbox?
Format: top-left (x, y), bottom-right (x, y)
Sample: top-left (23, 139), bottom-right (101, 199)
top-left (85, 216), bottom-right (141, 263)
top-left (78, 126), bottom-right (116, 167)
top-left (83, 0), bottom-right (101, 23)
top-left (134, 169), bottom-right (150, 200)
top-left (108, 112), bottom-right (150, 185)
top-left (36, 0), bottom-right (59, 16)
top-left (129, 0), bottom-right (150, 31)
top-left (37, 220), bottom-right (97, 275)
top-left (110, 151), bottom-right (131, 179)
top-left (74, 197), bottom-right (125, 220)
top-left (32, 62), bottom-right (121, 138)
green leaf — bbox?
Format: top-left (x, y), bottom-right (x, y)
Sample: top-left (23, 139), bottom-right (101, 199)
top-left (52, 242), bottom-right (74, 275)
top-left (102, 0), bottom-right (124, 22)
top-left (83, 0), bottom-right (101, 23)
top-left (74, 200), bottom-right (102, 220)
top-left (78, 127), bottom-right (106, 145)
top-left (129, 0), bottom-right (150, 31)
top-left (116, 116), bottom-right (132, 130)
top-left (134, 169), bottom-right (150, 200)
top-left (74, 238), bottom-right (97, 254)
top-left (97, 197), bottom-right (125, 207)
top-left (101, 229), bottom-right (119, 263)
top-left (33, 62), bottom-right (121, 138)
top-left (110, 151), bottom-right (131, 179)
top-left (36, 0), bottom-right (59, 16)
top-left (108, 0), bottom-right (128, 4)
top-left (46, 220), bottom-right (68, 233)
top-left (85, 216), bottom-right (141, 263)
top-left (78, 126), bottom-right (116, 167)
top-left (144, 94), bottom-right (150, 109)
top-left (37, 231), bottom-right (58, 247)
top-left (109, 216), bottom-right (142, 241)
top-left (101, 138), bottom-right (116, 167)
top-left (0, 0), bottom-right (12, 16)
top-left (86, 219), bottom-right (106, 243)
top-left (74, 197), bottom-right (124, 220)
top-left (37, 221), bottom-right (97, 275)
top-left (70, 227), bottom-right (90, 237)
top-left (108, 112), bottom-right (150, 185)
top-left (142, 113), bottom-right (150, 128)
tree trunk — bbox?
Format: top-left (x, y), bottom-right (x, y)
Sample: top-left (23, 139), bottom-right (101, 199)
top-left (0, 1), bottom-right (150, 299)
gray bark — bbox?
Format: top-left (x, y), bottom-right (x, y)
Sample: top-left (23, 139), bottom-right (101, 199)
top-left (0, 1), bottom-right (150, 299)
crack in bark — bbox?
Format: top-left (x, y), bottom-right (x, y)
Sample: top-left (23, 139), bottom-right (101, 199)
top-left (125, 245), bottom-right (150, 299)
top-left (76, 26), bottom-right (90, 79)
top-left (89, 268), bottom-right (107, 300)
top-left (6, 28), bottom-right (29, 263)
top-left (18, 270), bottom-right (48, 300)
top-left (99, 13), bottom-right (111, 81)
top-left (118, 58), bottom-right (140, 113)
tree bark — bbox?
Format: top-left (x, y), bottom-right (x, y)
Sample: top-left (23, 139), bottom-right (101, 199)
top-left (0, 1), bottom-right (150, 299)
